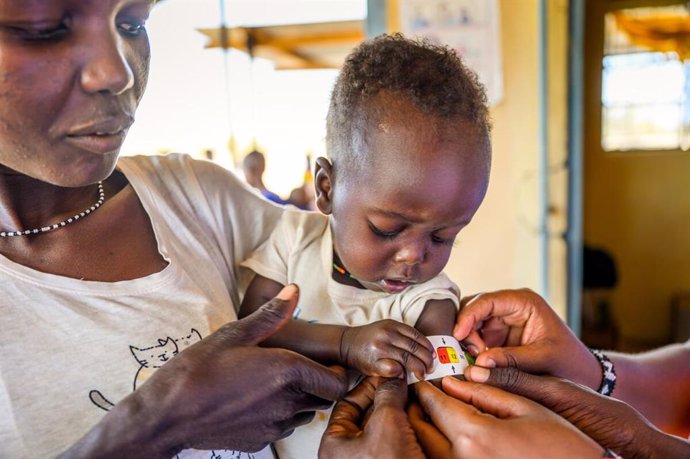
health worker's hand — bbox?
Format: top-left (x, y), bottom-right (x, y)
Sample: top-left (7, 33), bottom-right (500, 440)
top-left (465, 366), bottom-right (690, 459)
top-left (409, 377), bottom-right (604, 459)
top-left (319, 377), bottom-right (424, 459)
top-left (62, 284), bottom-right (349, 459)
top-left (340, 319), bottom-right (434, 380)
top-left (453, 289), bottom-right (601, 390)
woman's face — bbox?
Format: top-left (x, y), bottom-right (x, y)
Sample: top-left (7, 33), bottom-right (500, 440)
top-left (0, 0), bottom-right (153, 186)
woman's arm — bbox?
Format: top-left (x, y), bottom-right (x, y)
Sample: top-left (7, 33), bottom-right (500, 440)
top-left (606, 342), bottom-right (690, 437)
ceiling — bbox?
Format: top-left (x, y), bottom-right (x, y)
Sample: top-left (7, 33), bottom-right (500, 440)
top-left (197, 20), bottom-right (365, 69)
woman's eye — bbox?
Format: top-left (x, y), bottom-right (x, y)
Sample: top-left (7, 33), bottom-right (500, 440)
top-left (369, 223), bottom-right (401, 239)
top-left (118, 21), bottom-right (146, 37)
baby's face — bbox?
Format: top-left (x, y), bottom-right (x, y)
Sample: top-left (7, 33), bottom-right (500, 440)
top-left (329, 107), bottom-right (489, 293)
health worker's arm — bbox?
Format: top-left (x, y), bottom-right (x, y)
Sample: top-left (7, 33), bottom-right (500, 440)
top-left (454, 289), bottom-right (690, 436)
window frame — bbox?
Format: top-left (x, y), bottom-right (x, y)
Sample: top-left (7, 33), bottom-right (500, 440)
top-left (585, 0), bottom-right (688, 155)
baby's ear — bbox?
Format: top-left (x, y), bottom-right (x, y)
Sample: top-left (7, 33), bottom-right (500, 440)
top-left (314, 156), bottom-right (334, 214)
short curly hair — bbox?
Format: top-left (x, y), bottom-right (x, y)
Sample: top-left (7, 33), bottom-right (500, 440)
top-left (326, 33), bottom-right (491, 177)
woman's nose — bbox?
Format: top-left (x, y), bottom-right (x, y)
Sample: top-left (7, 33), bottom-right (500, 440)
top-left (80, 32), bottom-right (135, 95)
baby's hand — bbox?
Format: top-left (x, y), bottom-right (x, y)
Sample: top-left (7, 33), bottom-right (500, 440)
top-left (340, 320), bottom-right (434, 380)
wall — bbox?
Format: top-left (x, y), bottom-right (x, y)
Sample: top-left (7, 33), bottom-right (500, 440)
top-left (584, 0), bottom-right (690, 345)
top-left (386, 0), bottom-right (571, 317)
top-left (584, 153), bottom-right (690, 343)
top-left (546, 0), bottom-right (571, 319)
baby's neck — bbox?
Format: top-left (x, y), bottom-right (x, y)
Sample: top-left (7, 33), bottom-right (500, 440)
top-left (331, 251), bottom-right (366, 289)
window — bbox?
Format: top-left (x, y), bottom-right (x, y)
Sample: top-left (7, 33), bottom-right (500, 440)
top-left (601, 5), bottom-right (690, 151)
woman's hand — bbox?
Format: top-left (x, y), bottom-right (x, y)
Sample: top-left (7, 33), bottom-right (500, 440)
top-left (465, 366), bottom-right (690, 459)
top-left (409, 377), bottom-right (604, 459)
top-left (340, 320), bottom-right (434, 380)
top-left (454, 289), bottom-right (601, 390)
top-left (62, 285), bottom-right (349, 459)
top-left (319, 377), bottom-right (424, 459)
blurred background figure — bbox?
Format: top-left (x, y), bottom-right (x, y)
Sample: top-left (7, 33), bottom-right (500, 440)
top-left (287, 154), bottom-right (316, 210)
top-left (581, 245), bottom-right (619, 349)
top-left (242, 150), bottom-right (289, 205)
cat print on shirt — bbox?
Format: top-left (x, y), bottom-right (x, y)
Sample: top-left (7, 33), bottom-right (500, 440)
top-left (130, 335), bottom-right (181, 390)
top-left (89, 328), bottom-right (202, 410)
top-left (88, 329), bottom-right (265, 459)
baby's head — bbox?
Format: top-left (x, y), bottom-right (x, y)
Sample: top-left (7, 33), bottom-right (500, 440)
top-left (315, 34), bottom-right (491, 293)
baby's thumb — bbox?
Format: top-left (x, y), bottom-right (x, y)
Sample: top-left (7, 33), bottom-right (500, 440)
top-left (230, 284), bottom-right (299, 346)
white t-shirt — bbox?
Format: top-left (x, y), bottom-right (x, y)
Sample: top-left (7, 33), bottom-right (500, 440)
top-left (242, 210), bottom-right (460, 459)
top-left (0, 154), bottom-right (283, 459)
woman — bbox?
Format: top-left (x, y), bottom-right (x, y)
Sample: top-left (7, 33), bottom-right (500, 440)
top-left (0, 1), bottom-right (346, 457)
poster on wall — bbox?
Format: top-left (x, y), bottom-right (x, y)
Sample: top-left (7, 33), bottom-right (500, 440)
top-left (399, 0), bottom-right (503, 106)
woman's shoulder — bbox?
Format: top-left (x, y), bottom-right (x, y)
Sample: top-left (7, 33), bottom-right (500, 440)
top-left (118, 153), bottom-right (241, 188)
top-left (118, 151), bottom-right (283, 237)
top-left (117, 153), bottom-right (259, 210)
top-left (276, 208), bottom-right (328, 240)
top-left (280, 207), bottom-right (327, 226)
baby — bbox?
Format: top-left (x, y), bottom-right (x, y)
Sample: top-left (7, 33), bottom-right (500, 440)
top-left (239, 33), bottom-right (491, 459)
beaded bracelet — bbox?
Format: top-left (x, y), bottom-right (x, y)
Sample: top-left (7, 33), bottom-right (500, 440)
top-left (589, 348), bottom-right (616, 396)
top-left (602, 447), bottom-right (622, 458)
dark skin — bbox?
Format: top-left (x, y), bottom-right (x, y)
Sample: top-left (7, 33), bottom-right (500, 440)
top-left (408, 377), bottom-right (605, 459)
top-left (320, 375), bottom-right (607, 459)
top-left (323, 370), bottom-right (685, 459)
top-left (319, 377), bottom-right (425, 459)
top-left (463, 366), bottom-right (690, 459)
top-left (0, 170), bottom-right (167, 281)
top-left (240, 95), bottom-right (489, 380)
top-left (0, 1), bottom-right (348, 456)
top-left (455, 289), bottom-right (690, 437)
top-left (62, 286), bottom-right (348, 458)
top-left (241, 274), bottom-right (453, 380)
top-left (0, 0), bottom-right (163, 281)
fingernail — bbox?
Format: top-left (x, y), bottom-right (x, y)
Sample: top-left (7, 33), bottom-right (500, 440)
top-left (467, 344), bottom-right (480, 356)
top-left (467, 366), bottom-right (490, 383)
top-left (485, 358), bottom-right (496, 368)
top-left (276, 284), bottom-right (298, 301)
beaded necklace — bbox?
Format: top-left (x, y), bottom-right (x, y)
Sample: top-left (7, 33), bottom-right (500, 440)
top-left (332, 260), bottom-right (356, 279)
top-left (0, 182), bottom-right (105, 237)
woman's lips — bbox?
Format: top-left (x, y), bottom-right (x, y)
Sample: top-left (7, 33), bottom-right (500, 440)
top-left (64, 130), bottom-right (127, 155)
top-left (64, 116), bottom-right (133, 155)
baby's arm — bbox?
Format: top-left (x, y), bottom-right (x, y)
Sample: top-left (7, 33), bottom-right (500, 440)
top-left (413, 299), bottom-right (466, 385)
top-left (239, 274), bottom-right (434, 379)
top-left (239, 274), bottom-right (345, 363)
top-left (414, 299), bottom-right (458, 337)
